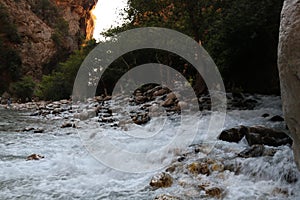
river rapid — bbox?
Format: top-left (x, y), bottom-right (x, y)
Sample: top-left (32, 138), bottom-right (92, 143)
top-left (0, 95), bottom-right (299, 199)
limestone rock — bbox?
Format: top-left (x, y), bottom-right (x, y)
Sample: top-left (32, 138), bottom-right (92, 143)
top-left (269, 115), bottom-right (284, 122)
top-left (238, 144), bottom-right (265, 158)
top-left (154, 194), bottom-right (180, 200)
top-left (278, 0), bottom-right (300, 169)
top-left (205, 187), bottom-right (224, 199)
top-left (0, 0), bottom-right (97, 80)
top-left (26, 154), bottom-right (44, 160)
top-left (188, 162), bottom-right (210, 176)
top-left (246, 126), bottom-right (292, 147)
top-left (150, 172), bottom-right (173, 188)
top-left (218, 126), bottom-right (248, 143)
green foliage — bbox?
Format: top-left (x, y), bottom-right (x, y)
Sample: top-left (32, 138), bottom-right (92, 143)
top-left (36, 40), bottom-right (97, 100)
top-left (35, 72), bottom-right (70, 101)
top-left (105, 0), bottom-right (283, 94)
top-left (204, 0), bottom-right (283, 93)
top-left (0, 38), bottom-right (22, 94)
top-left (0, 3), bottom-right (22, 94)
top-left (0, 3), bottom-right (21, 43)
top-left (10, 76), bottom-right (36, 102)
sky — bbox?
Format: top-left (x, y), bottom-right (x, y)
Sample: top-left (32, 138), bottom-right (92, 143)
top-left (92, 0), bottom-right (128, 41)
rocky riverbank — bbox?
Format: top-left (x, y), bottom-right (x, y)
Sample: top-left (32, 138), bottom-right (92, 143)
top-left (1, 86), bottom-right (299, 199)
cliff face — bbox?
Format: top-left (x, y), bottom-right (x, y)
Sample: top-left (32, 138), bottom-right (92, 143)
top-left (54, 0), bottom-right (96, 42)
top-left (0, 0), bottom-right (97, 81)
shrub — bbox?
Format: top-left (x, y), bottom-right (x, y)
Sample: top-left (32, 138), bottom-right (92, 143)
top-left (35, 72), bottom-right (70, 101)
top-left (10, 76), bottom-right (36, 102)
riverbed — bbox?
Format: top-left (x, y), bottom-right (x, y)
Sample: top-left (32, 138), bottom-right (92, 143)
top-left (0, 95), bottom-right (299, 199)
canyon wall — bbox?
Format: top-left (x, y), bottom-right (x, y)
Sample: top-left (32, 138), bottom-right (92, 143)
top-left (0, 0), bottom-right (97, 82)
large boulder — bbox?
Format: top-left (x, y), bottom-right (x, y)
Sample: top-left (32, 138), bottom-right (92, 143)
top-left (278, 0), bottom-right (300, 169)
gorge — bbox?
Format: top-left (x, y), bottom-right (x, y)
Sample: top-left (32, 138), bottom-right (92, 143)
top-left (0, 0), bottom-right (98, 93)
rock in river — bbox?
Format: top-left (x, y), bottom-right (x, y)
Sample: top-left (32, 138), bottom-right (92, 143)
top-left (218, 126), bottom-right (248, 143)
top-left (26, 154), bottom-right (44, 160)
top-left (150, 172), bottom-right (173, 188)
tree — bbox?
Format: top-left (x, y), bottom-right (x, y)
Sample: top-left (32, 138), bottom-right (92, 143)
top-left (10, 76), bottom-right (36, 102)
top-left (106, 0), bottom-right (284, 94)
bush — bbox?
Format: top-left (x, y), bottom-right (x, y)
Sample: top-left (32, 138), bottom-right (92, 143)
top-left (0, 3), bottom-right (21, 43)
top-left (35, 72), bottom-right (70, 101)
top-left (10, 76), bottom-right (36, 102)
top-left (36, 40), bottom-right (97, 100)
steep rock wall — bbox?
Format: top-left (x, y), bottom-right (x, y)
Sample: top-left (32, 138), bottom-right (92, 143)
top-left (0, 0), bottom-right (97, 80)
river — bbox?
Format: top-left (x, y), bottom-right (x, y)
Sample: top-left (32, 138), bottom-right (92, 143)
top-left (0, 95), bottom-right (299, 199)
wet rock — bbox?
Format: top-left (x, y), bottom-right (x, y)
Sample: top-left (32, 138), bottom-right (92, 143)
top-left (150, 172), bottom-right (173, 188)
top-left (177, 156), bottom-right (185, 162)
top-left (161, 98), bottom-right (175, 107)
top-left (166, 165), bottom-right (176, 173)
top-left (261, 113), bottom-right (270, 118)
top-left (223, 160), bottom-right (242, 174)
top-left (74, 109), bottom-right (96, 120)
top-left (269, 115), bottom-right (284, 122)
top-left (188, 162), bottom-right (210, 176)
top-left (131, 113), bottom-right (150, 125)
top-left (103, 96), bottom-right (112, 101)
top-left (22, 127), bottom-right (35, 132)
top-left (218, 126), bottom-right (248, 143)
top-left (283, 169), bottom-right (298, 183)
top-left (153, 88), bottom-right (169, 97)
top-left (205, 187), bottom-right (224, 199)
top-left (99, 117), bottom-right (115, 123)
top-left (210, 163), bottom-right (224, 172)
top-left (52, 108), bottom-right (63, 115)
top-left (246, 126), bottom-right (293, 146)
top-left (30, 111), bottom-right (41, 116)
top-left (95, 96), bottom-right (104, 102)
top-left (161, 93), bottom-right (178, 107)
top-left (154, 194), bottom-right (180, 200)
top-left (33, 128), bottom-right (44, 133)
top-left (262, 147), bottom-right (277, 157)
top-left (271, 187), bottom-right (289, 197)
top-left (177, 101), bottom-right (188, 110)
top-left (238, 144), bottom-right (265, 158)
top-left (26, 154), bottom-right (44, 160)
top-left (60, 99), bottom-right (70, 104)
top-left (61, 122), bottom-right (74, 128)
top-left (135, 95), bottom-right (147, 104)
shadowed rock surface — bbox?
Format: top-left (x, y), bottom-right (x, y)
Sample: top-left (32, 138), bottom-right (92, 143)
top-left (278, 0), bottom-right (300, 170)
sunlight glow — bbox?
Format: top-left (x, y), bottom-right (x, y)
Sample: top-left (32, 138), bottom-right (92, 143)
top-left (92, 0), bottom-right (128, 41)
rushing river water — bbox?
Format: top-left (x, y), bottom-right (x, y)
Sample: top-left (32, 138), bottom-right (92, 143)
top-left (0, 95), bottom-right (300, 199)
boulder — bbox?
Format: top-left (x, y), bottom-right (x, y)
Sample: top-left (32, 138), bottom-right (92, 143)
top-left (33, 128), bottom-right (44, 133)
top-left (246, 126), bottom-right (293, 147)
top-left (269, 115), bottom-right (284, 122)
top-left (61, 122), bottom-right (74, 128)
top-left (131, 113), bottom-right (150, 125)
top-left (188, 162), bottom-right (210, 176)
top-left (150, 172), bottom-right (173, 188)
top-left (26, 154), bottom-right (44, 161)
top-left (218, 126), bottom-right (248, 143)
top-left (238, 144), bottom-right (277, 158)
top-left (238, 144), bottom-right (265, 158)
top-left (261, 113), bottom-right (270, 118)
top-left (205, 187), bottom-right (224, 199)
top-left (278, 0), bottom-right (300, 169)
